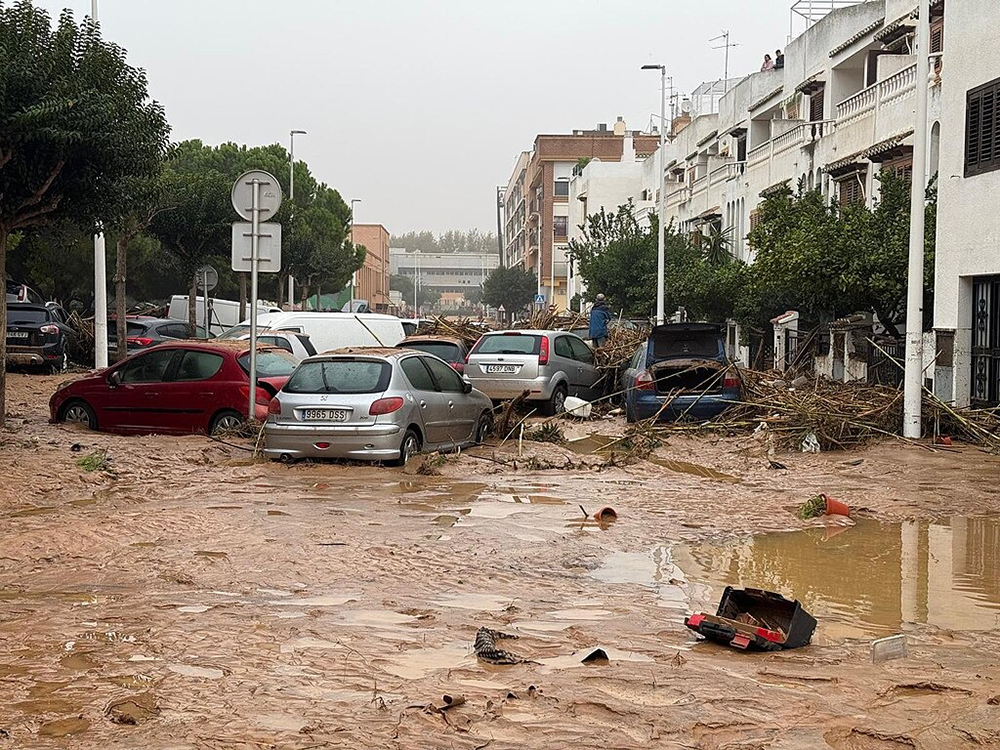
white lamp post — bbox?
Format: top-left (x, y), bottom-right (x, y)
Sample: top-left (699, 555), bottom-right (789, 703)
top-left (90, 0), bottom-right (108, 367)
top-left (288, 129), bottom-right (306, 307)
top-left (642, 63), bottom-right (668, 325)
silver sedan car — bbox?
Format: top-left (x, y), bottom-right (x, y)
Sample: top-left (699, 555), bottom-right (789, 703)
top-left (263, 348), bottom-right (493, 465)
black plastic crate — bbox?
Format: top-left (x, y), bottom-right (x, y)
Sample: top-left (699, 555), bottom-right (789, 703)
top-left (684, 586), bottom-right (817, 651)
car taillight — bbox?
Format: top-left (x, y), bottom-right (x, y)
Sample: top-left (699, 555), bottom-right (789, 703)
top-left (635, 370), bottom-right (656, 391)
top-left (127, 337), bottom-right (154, 346)
top-left (255, 387), bottom-right (272, 406)
top-left (451, 362), bottom-right (465, 374)
top-left (40, 324), bottom-right (60, 335)
top-left (268, 397), bottom-right (282, 415)
top-left (370, 397), bottom-right (404, 415)
top-left (723, 373), bottom-right (742, 389)
top-left (538, 336), bottom-right (550, 365)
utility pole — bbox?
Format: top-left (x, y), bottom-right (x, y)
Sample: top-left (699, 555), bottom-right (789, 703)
top-left (903, 0), bottom-right (931, 438)
top-left (288, 129), bottom-right (306, 307)
top-left (496, 186), bottom-right (505, 264)
top-left (350, 199), bottom-right (361, 310)
top-left (642, 64), bottom-right (668, 324)
top-left (90, 0), bottom-right (108, 368)
top-left (710, 30), bottom-right (740, 94)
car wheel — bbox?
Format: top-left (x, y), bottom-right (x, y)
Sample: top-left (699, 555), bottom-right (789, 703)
top-left (474, 412), bottom-right (492, 444)
top-left (543, 384), bottom-right (567, 417)
top-left (62, 400), bottom-right (97, 431)
top-left (391, 429), bottom-right (420, 467)
top-left (50, 345), bottom-right (68, 374)
top-left (210, 410), bottom-right (245, 435)
top-left (625, 400), bottom-right (637, 423)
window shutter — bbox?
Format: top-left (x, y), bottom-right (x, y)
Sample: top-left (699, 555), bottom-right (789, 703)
top-left (966, 78), bottom-right (1000, 177)
top-left (810, 86), bottom-right (825, 122)
top-left (930, 17), bottom-right (944, 55)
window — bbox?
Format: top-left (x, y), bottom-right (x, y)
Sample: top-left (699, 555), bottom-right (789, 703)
top-left (159, 323), bottom-right (190, 339)
top-left (257, 336), bottom-right (294, 353)
top-left (237, 350), bottom-right (298, 377)
top-left (883, 154), bottom-right (913, 185)
top-left (930, 15), bottom-right (944, 55)
top-left (401, 357), bottom-right (436, 391)
top-left (473, 334), bottom-right (541, 355)
top-left (285, 359), bottom-right (391, 394)
top-left (809, 85), bottom-right (825, 122)
top-left (422, 356), bottom-right (464, 393)
top-left (837, 170), bottom-right (867, 208)
top-left (401, 341), bottom-right (463, 363)
top-left (554, 336), bottom-right (574, 359)
top-left (175, 351), bottom-right (224, 381)
top-left (966, 77), bottom-right (1000, 177)
top-left (553, 180), bottom-right (569, 197)
top-left (119, 349), bottom-right (177, 384)
top-left (569, 337), bottom-right (595, 365)
top-left (553, 216), bottom-right (568, 239)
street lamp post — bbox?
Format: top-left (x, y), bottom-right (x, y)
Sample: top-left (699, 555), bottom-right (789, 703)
top-left (350, 199), bottom-right (361, 311)
top-left (90, 0), bottom-right (108, 368)
top-left (288, 129), bottom-right (306, 307)
top-left (642, 63), bottom-right (667, 325)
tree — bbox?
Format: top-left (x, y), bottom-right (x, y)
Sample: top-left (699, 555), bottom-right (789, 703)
top-left (0, 2), bottom-right (169, 421)
top-left (465, 287), bottom-right (484, 306)
top-left (393, 229), bottom-right (498, 254)
top-left (482, 266), bottom-right (537, 316)
top-left (390, 273), bottom-right (414, 301)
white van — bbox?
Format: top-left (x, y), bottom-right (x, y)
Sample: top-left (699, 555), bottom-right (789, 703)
top-left (218, 312), bottom-right (405, 351)
top-left (167, 296), bottom-right (281, 337)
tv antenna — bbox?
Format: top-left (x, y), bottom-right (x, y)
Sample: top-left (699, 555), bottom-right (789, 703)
top-left (709, 30), bottom-right (740, 93)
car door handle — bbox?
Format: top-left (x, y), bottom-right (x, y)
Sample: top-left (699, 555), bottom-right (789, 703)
top-left (144, 391), bottom-right (159, 398)
top-left (199, 391), bottom-right (213, 397)
top-left (420, 400), bottom-right (427, 408)
top-left (448, 401), bottom-right (454, 408)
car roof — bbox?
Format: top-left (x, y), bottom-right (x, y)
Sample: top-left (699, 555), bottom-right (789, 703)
top-left (145, 340), bottom-right (280, 355)
top-left (485, 329), bottom-right (575, 337)
top-left (309, 346), bottom-right (413, 361)
top-left (255, 311), bottom-right (403, 324)
top-left (6, 303), bottom-right (48, 311)
top-left (401, 335), bottom-right (466, 346)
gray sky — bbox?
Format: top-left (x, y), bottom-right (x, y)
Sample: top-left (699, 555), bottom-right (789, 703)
top-left (36, 0), bottom-right (795, 236)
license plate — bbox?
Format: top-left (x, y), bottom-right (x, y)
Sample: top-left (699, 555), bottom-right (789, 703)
top-left (485, 365), bottom-right (519, 374)
top-left (302, 409), bottom-right (348, 422)
top-left (6, 331), bottom-right (28, 339)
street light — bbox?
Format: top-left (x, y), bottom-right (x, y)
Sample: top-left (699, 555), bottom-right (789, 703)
top-left (350, 199), bottom-right (361, 310)
top-left (89, 0), bottom-right (108, 367)
top-left (642, 63), bottom-right (667, 325)
top-left (288, 129), bottom-right (306, 307)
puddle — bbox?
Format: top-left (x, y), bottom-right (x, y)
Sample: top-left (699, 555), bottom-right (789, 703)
top-left (380, 643), bottom-right (474, 679)
top-left (546, 608), bottom-right (613, 621)
top-left (11, 505), bottom-right (58, 517)
top-left (38, 716), bottom-right (90, 737)
top-left (194, 551), bottom-right (228, 560)
top-left (177, 605), bottom-right (212, 614)
top-left (677, 516), bottom-right (1000, 640)
top-left (60, 652), bottom-right (98, 671)
top-left (591, 548), bottom-right (691, 609)
top-left (335, 610), bottom-right (418, 627)
top-left (512, 620), bottom-right (572, 633)
top-left (538, 647), bottom-right (654, 672)
top-left (269, 594), bottom-right (355, 607)
top-left (435, 593), bottom-right (513, 612)
top-left (167, 663), bottom-right (224, 679)
top-left (566, 435), bottom-right (738, 482)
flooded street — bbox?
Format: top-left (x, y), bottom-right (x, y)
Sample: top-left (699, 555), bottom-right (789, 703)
top-left (3, 373), bottom-right (1000, 748)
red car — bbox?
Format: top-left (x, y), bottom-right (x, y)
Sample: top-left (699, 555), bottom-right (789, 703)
top-left (49, 341), bottom-right (298, 435)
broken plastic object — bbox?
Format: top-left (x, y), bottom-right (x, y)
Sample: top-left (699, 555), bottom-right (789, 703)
top-left (564, 396), bottom-right (592, 419)
top-left (685, 587), bottom-right (817, 652)
top-left (871, 634), bottom-right (907, 663)
top-left (593, 507), bottom-right (617, 523)
top-left (801, 432), bottom-right (821, 453)
top-left (580, 648), bottom-right (609, 664)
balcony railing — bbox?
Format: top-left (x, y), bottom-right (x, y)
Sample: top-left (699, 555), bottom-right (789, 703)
top-left (665, 184), bottom-right (690, 205)
top-left (836, 84), bottom-right (877, 123)
top-left (878, 62), bottom-right (916, 106)
top-left (691, 175), bottom-right (708, 196)
top-left (808, 119), bottom-right (837, 140)
top-left (747, 142), bottom-right (770, 168)
top-left (772, 125), bottom-right (806, 156)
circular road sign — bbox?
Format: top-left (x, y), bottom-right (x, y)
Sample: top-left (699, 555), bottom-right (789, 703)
top-left (231, 170), bottom-right (283, 221)
top-left (195, 264), bottom-right (219, 292)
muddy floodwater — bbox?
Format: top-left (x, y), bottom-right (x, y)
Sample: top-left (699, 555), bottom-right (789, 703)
top-left (2, 373), bottom-right (1000, 749)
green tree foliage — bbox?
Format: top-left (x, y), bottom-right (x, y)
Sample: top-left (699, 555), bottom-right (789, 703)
top-left (394, 229), bottom-right (498, 254)
top-left (390, 273), bottom-right (414, 300)
top-left (0, 1), bottom-right (170, 421)
top-left (482, 266), bottom-right (537, 315)
top-left (464, 286), bottom-right (484, 306)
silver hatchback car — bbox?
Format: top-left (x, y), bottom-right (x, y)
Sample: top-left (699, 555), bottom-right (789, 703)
top-left (465, 330), bottom-right (603, 415)
top-left (263, 348), bottom-right (493, 465)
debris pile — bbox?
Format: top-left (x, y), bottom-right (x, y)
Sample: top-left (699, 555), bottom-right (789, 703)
top-left (474, 627), bottom-right (529, 665)
top-left (594, 325), bottom-right (648, 371)
top-left (413, 317), bottom-right (492, 348)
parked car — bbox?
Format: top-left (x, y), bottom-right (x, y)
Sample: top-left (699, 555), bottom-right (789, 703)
top-left (397, 335), bottom-right (469, 373)
top-left (233, 331), bottom-right (317, 361)
top-left (167, 295), bottom-right (281, 337)
top-left (50, 341), bottom-right (298, 435)
top-left (264, 348), bottom-right (492, 465)
top-left (6, 302), bottom-right (79, 371)
top-left (5, 281), bottom-right (45, 305)
top-left (219, 311), bottom-right (405, 351)
top-left (464, 330), bottom-right (602, 415)
top-left (107, 316), bottom-right (212, 357)
top-left (620, 323), bottom-right (741, 423)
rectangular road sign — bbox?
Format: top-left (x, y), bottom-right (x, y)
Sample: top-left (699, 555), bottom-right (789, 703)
top-left (231, 222), bottom-right (282, 273)
top-left (534, 293), bottom-right (546, 304)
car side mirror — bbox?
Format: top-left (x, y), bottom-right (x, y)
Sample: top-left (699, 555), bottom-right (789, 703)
top-left (462, 378), bottom-right (473, 394)
top-left (108, 370), bottom-right (122, 388)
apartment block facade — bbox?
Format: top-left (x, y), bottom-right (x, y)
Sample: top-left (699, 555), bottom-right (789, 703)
top-left (502, 120), bottom-right (659, 310)
top-left (351, 224), bottom-right (391, 312)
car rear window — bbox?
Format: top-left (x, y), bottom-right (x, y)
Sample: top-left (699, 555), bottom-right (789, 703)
top-left (238, 350), bottom-right (298, 377)
top-left (402, 341), bottom-right (462, 362)
top-left (651, 331), bottom-right (722, 360)
top-left (6, 308), bottom-right (49, 324)
top-left (218, 324), bottom-right (252, 340)
top-left (285, 359), bottom-right (391, 394)
top-left (474, 333), bottom-right (541, 356)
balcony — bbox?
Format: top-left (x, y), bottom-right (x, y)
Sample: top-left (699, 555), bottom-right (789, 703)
top-left (836, 85), bottom-right (877, 124)
top-left (709, 161), bottom-right (745, 187)
top-left (835, 62), bottom-right (925, 157)
top-left (747, 141), bottom-right (770, 170)
top-left (665, 184), bottom-right (690, 207)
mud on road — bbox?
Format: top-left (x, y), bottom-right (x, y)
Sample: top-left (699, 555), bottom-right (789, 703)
top-left (2, 372), bottom-right (1000, 749)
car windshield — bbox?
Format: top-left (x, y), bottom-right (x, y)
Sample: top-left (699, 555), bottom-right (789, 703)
top-left (651, 330), bottom-right (721, 360)
top-left (402, 341), bottom-right (462, 362)
top-left (218, 324), bottom-right (253, 340)
top-left (237, 350), bottom-right (298, 377)
top-left (7, 308), bottom-right (49, 325)
top-left (284, 359), bottom-right (391, 394)
top-left (474, 334), bottom-right (541, 356)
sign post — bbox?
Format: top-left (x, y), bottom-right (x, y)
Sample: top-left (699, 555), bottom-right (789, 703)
top-left (232, 171), bottom-right (282, 420)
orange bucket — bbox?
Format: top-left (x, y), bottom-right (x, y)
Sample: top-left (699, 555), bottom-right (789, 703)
top-left (822, 493), bottom-right (850, 517)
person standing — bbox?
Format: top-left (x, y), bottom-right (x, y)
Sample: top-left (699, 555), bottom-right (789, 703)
top-left (589, 294), bottom-right (612, 348)
top-left (761, 54), bottom-right (774, 72)
top-left (774, 49), bottom-right (785, 69)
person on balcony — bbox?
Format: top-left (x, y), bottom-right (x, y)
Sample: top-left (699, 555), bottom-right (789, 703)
top-left (761, 54), bottom-right (774, 72)
top-left (775, 50), bottom-right (785, 69)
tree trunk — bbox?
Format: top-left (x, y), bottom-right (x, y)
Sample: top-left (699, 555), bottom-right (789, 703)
top-left (239, 273), bottom-right (247, 320)
top-left (0, 230), bottom-right (8, 427)
top-left (188, 275), bottom-right (198, 337)
top-left (114, 237), bottom-right (128, 362)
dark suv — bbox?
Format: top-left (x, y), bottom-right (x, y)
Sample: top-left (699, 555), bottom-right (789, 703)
top-left (6, 303), bottom-right (78, 372)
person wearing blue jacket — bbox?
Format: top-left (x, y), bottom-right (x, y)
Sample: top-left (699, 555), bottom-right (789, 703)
top-left (589, 294), bottom-right (612, 347)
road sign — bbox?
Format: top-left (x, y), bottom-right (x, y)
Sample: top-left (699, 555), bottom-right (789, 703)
top-left (231, 222), bottom-right (282, 273)
top-left (195, 264), bottom-right (218, 291)
top-left (534, 294), bottom-right (546, 304)
top-left (497, 305), bottom-right (506, 312)
top-left (231, 170), bottom-right (282, 222)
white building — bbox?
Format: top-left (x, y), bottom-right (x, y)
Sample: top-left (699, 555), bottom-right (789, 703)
top-left (932, 0), bottom-right (1000, 407)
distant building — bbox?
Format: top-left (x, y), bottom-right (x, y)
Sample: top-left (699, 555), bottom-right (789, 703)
top-left (501, 118), bottom-right (660, 310)
top-left (389, 248), bottom-right (500, 310)
top-left (351, 224), bottom-right (391, 312)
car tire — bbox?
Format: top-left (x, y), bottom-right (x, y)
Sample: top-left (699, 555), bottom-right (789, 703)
top-left (210, 409), bottom-right (245, 435)
top-left (391, 429), bottom-right (420, 467)
top-left (625, 400), bottom-right (637, 423)
top-left (61, 400), bottom-right (97, 431)
top-left (49, 344), bottom-right (68, 374)
top-left (543, 384), bottom-right (567, 417)
top-left (474, 412), bottom-right (492, 444)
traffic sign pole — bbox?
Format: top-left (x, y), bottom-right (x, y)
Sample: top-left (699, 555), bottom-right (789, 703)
top-left (248, 178), bottom-right (261, 420)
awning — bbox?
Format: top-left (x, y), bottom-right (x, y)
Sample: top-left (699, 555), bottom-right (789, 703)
top-left (749, 85), bottom-right (783, 113)
top-left (760, 179), bottom-right (791, 198)
top-left (795, 74), bottom-right (826, 95)
top-left (863, 130), bottom-right (914, 162)
top-left (829, 17), bottom-right (885, 57)
top-left (696, 129), bottom-right (719, 148)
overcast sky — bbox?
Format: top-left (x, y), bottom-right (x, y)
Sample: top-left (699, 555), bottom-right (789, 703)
top-left (35, 0), bottom-right (798, 236)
